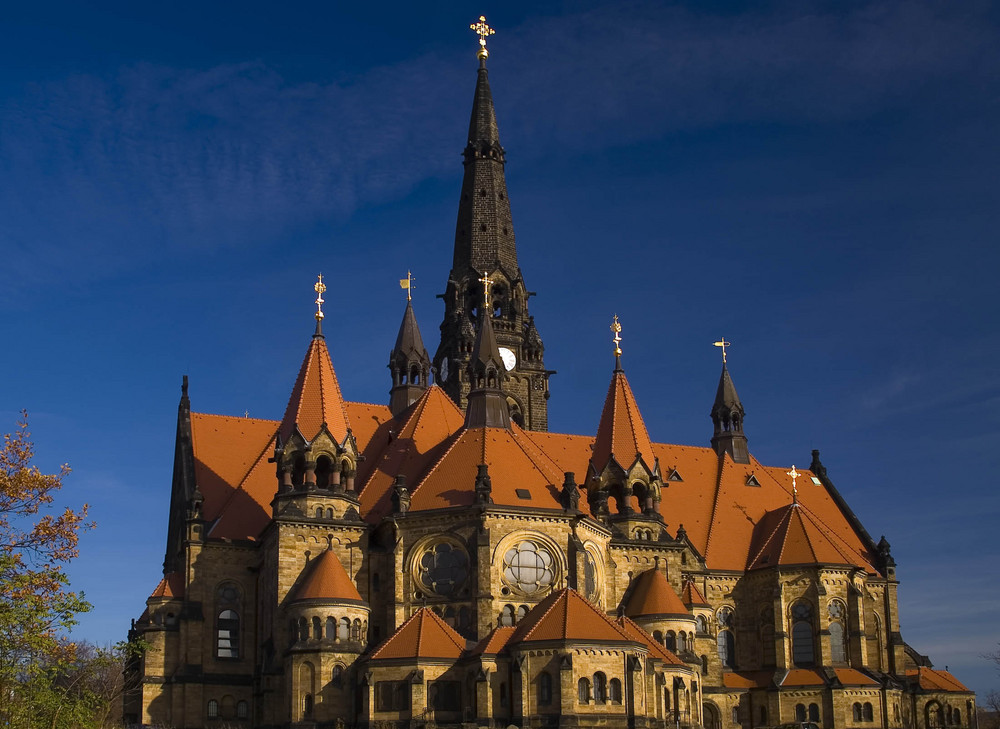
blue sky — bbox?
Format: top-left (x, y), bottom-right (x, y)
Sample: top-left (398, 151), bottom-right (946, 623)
top-left (2, 0), bottom-right (998, 698)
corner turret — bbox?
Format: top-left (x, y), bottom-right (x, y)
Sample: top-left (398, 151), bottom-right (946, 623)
top-left (710, 363), bottom-right (749, 464)
top-left (388, 292), bottom-right (431, 416)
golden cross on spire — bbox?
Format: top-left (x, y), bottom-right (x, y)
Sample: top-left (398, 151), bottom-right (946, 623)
top-left (470, 15), bottom-right (495, 58)
top-left (314, 274), bottom-right (327, 321)
top-left (611, 315), bottom-right (623, 357)
top-left (399, 270), bottom-right (414, 302)
top-left (714, 338), bottom-right (731, 364)
top-left (787, 465), bottom-right (801, 504)
top-left (479, 271), bottom-right (494, 311)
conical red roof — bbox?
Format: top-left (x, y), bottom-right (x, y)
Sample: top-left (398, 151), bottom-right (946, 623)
top-left (279, 333), bottom-right (351, 444)
top-left (507, 588), bottom-right (634, 645)
top-left (747, 502), bottom-right (874, 571)
top-left (624, 569), bottom-right (690, 618)
top-left (591, 370), bottom-right (656, 474)
top-left (369, 608), bottom-right (466, 660)
top-left (681, 580), bottom-right (710, 608)
top-left (293, 548), bottom-right (363, 603)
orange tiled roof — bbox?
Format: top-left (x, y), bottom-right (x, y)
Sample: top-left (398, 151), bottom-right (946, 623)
top-left (615, 616), bottom-right (684, 665)
top-left (344, 401), bottom-right (392, 452)
top-left (358, 386), bottom-right (466, 522)
top-left (834, 668), bottom-right (879, 686)
top-left (471, 626), bottom-right (516, 657)
top-left (150, 572), bottom-right (185, 599)
top-left (906, 668), bottom-right (971, 693)
top-left (625, 568), bottom-right (690, 618)
top-left (591, 370), bottom-right (656, 475)
top-left (279, 333), bottom-right (351, 444)
top-left (293, 548), bottom-right (363, 602)
top-left (681, 580), bottom-right (710, 607)
top-left (747, 500), bottom-right (874, 572)
top-left (781, 668), bottom-right (826, 687)
top-left (507, 588), bottom-right (634, 645)
top-left (723, 671), bottom-right (768, 689)
top-left (369, 607), bottom-right (466, 660)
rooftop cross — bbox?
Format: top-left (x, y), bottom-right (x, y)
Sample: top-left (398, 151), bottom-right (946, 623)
top-left (399, 270), bottom-right (414, 302)
top-left (714, 338), bottom-right (731, 364)
top-left (470, 15), bottom-right (495, 59)
top-left (314, 274), bottom-right (327, 322)
top-left (479, 271), bottom-right (495, 312)
top-left (787, 465), bottom-right (801, 504)
top-left (611, 315), bottom-right (623, 369)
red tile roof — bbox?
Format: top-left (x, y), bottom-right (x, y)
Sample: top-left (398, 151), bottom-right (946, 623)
top-left (279, 334), bottom-right (351, 444)
top-left (723, 672), bottom-right (767, 689)
top-left (591, 370), bottom-right (656, 475)
top-left (681, 580), bottom-right (710, 607)
top-left (150, 572), bottom-right (185, 599)
top-left (470, 626), bottom-right (516, 657)
top-left (747, 500), bottom-right (874, 572)
top-left (615, 616), bottom-right (684, 665)
top-left (293, 548), bottom-right (363, 602)
top-left (507, 588), bottom-right (634, 645)
top-left (780, 669), bottom-right (825, 687)
top-left (345, 401), bottom-right (392, 452)
top-left (369, 607), bottom-right (466, 660)
top-left (624, 569), bottom-right (690, 618)
top-left (906, 668), bottom-right (971, 692)
top-left (834, 668), bottom-right (879, 686)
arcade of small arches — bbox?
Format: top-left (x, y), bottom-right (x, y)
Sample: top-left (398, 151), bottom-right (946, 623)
top-left (289, 615), bottom-right (369, 647)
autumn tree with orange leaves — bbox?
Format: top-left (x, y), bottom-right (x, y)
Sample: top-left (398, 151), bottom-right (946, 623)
top-left (0, 412), bottom-right (92, 728)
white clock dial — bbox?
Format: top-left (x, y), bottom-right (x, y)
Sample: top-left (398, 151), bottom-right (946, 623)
top-left (498, 347), bottom-right (517, 371)
top-left (439, 357), bottom-right (449, 382)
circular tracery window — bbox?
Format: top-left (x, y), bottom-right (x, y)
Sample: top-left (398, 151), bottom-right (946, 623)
top-left (502, 541), bottom-right (556, 595)
top-left (416, 542), bottom-right (468, 596)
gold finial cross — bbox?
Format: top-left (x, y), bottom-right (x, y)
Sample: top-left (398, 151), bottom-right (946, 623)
top-left (787, 465), bottom-right (801, 504)
top-left (399, 270), bottom-right (414, 302)
top-left (479, 271), bottom-right (494, 311)
top-left (314, 274), bottom-right (327, 321)
top-left (714, 338), bottom-right (731, 364)
top-left (611, 315), bottom-right (623, 357)
top-left (470, 15), bottom-right (495, 57)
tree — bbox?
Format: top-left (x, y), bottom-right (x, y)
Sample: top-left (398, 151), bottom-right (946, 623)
top-left (0, 412), bottom-right (92, 729)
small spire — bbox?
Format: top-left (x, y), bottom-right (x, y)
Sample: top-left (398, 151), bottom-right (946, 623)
top-left (399, 270), bottom-right (414, 302)
top-left (611, 315), bottom-right (623, 372)
top-left (314, 274), bottom-right (327, 336)
top-left (787, 465), bottom-right (801, 505)
top-left (713, 337), bottom-right (731, 364)
top-left (470, 15), bottom-right (495, 62)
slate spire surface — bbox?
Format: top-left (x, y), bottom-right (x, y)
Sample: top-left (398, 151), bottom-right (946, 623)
top-left (388, 299), bottom-right (431, 416)
top-left (710, 364), bottom-right (749, 463)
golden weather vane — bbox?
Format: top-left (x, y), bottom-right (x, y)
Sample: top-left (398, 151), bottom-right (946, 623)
top-left (470, 15), bottom-right (495, 58)
top-left (713, 338), bottom-right (731, 364)
top-left (479, 271), bottom-right (495, 310)
top-left (314, 274), bottom-right (326, 321)
top-left (611, 315), bottom-right (623, 357)
top-left (787, 465), bottom-right (801, 504)
top-left (399, 270), bottom-right (414, 302)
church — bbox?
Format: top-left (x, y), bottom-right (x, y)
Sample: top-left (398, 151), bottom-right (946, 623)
top-left (125, 18), bottom-right (976, 729)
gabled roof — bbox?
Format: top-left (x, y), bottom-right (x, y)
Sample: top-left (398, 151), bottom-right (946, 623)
top-left (624, 568), bottom-right (690, 618)
top-left (369, 607), bottom-right (466, 661)
top-left (747, 500), bottom-right (874, 572)
top-left (906, 668), bottom-right (971, 692)
top-left (150, 572), bottom-right (185, 599)
top-left (834, 668), bottom-right (879, 686)
top-left (359, 386), bottom-right (466, 522)
top-left (507, 588), bottom-right (634, 645)
top-left (279, 332), bottom-right (351, 444)
top-left (781, 669), bottom-right (826, 687)
top-left (591, 369), bottom-right (656, 475)
top-left (470, 626), bottom-right (516, 657)
top-left (293, 548), bottom-right (363, 603)
top-left (681, 580), bottom-right (710, 608)
top-left (615, 616), bottom-right (685, 666)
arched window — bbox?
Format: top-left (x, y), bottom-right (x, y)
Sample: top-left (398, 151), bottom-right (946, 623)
top-left (500, 604), bottom-right (515, 627)
top-left (236, 700), bottom-right (248, 719)
top-left (338, 617), bottom-right (350, 640)
top-left (696, 615), bottom-right (708, 634)
top-left (609, 678), bottom-right (622, 704)
top-left (829, 621), bottom-right (846, 663)
top-left (303, 694), bottom-right (313, 717)
top-left (315, 507), bottom-right (324, 518)
top-left (325, 616), bottom-right (335, 639)
top-left (854, 703), bottom-right (863, 722)
top-left (791, 601), bottom-right (814, 666)
top-left (864, 703), bottom-right (874, 721)
top-left (679, 631), bottom-right (688, 652)
top-left (809, 703), bottom-right (820, 721)
top-left (298, 617), bottom-right (308, 642)
top-left (593, 672), bottom-right (607, 703)
top-left (217, 610), bottom-right (240, 659)
top-left (666, 630), bottom-right (677, 652)
top-left (312, 616), bottom-right (321, 640)
top-left (207, 699), bottom-right (219, 718)
top-left (653, 630), bottom-right (664, 644)
top-left (516, 605), bottom-right (528, 623)
top-left (315, 455), bottom-right (333, 489)
top-left (717, 630), bottom-right (735, 667)
top-left (701, 655), bottom-right (709, 675)
top-left (538, 672), bottom-right (553, 705)
top-left (352, 618), bottom-right (362, 641)
top-left (578, 677), bottom-right (591, 703)
top-left (795, 704), bottom-right (807, 722)
top-left (927, 703), bottom-right (943, 728)
top-left (332, 664), bottom-right (343, 684)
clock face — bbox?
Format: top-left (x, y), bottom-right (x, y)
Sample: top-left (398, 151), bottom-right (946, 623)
top-left (498, 347), bottom-right (517, 372)
top-left (439, 357), bottom-right (449, 382)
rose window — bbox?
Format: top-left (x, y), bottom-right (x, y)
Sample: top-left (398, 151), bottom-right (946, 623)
top-left (416, 542), bottom-right (468, 596)
top-left (502, 541), bottom-right (556, 595)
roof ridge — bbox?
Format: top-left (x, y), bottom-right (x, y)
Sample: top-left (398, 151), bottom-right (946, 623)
top-left (426, 608), bottom-right (468, 652)
top-left (795, 502), bottom-right (871, 568)
top-left (792, 505), bottom-right (820, 563)
top-left (191, 411), bottom-right (279, 425)
top-left (703, 453), bottom-right (729, 560)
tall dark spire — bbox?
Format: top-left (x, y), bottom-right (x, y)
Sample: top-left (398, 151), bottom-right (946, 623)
top-left (710, 364), bottom-right (749, 463)
top-left (388, 300), bottom-right (431, 416)
top-left (464, 311), bottom-right (510, 429)
top-left (434, 36), bottom-right (551, 430)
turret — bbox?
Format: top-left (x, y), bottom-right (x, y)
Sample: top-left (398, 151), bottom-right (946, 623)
top-left (388, 287), bottom-right (431, 416)
top-left (464, 293), bottom-right (510, 429)
top-left (710, 362), bottom-right (749, 464)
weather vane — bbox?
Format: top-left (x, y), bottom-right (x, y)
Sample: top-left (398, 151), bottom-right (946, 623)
top-left (314, 274), bottom-right (326, 322)
top-left (399, 270), bottom-right (414, 302)
top-left (787, 465), bottom-right (801, 504)
top-left (714, 338), bottom-right (731, 364)
top-left (470, 15), bottom-right (495, 58)
top-left (479, 271), bottom-right (495, 311)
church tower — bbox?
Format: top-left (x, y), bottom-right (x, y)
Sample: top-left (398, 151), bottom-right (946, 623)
top-left (433, 20), bottom-right (550, 431)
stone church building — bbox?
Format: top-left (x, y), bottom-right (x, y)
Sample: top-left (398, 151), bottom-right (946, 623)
top-left (125, 22), bottom-right (976, 729)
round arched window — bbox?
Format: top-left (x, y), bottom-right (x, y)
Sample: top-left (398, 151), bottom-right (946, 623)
top-left (416, 542), bottom-right (469, 596)
top-left (502, 541), bottom-right (556, 595)
top-left (584, 551), bottom-right (598, 601)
